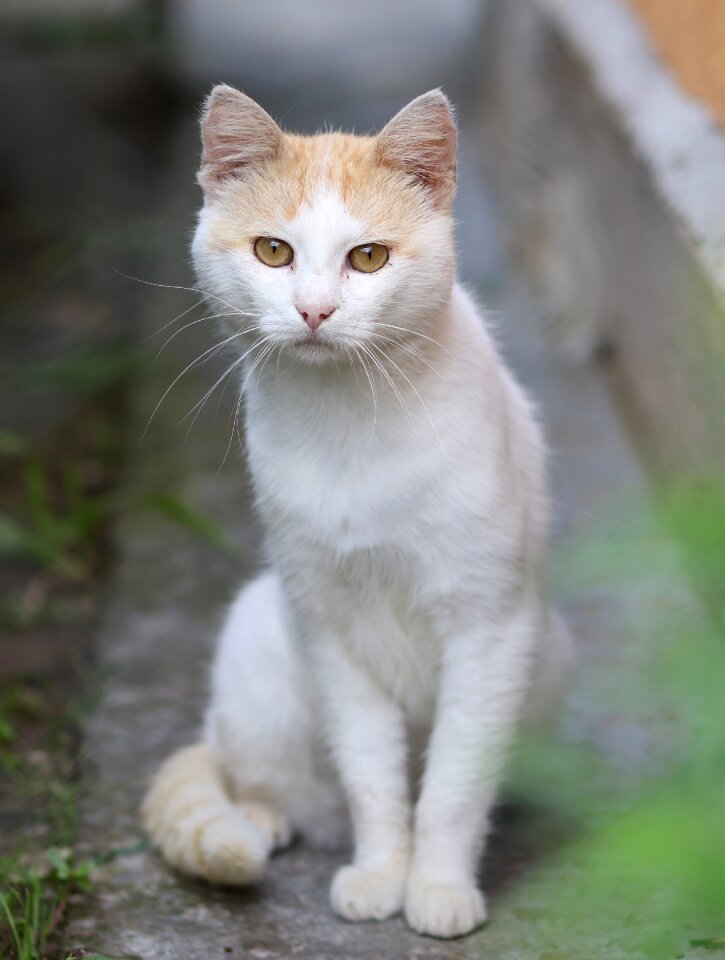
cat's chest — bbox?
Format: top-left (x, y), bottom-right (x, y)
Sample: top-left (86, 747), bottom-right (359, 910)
top-left (248, 420), bottom-right (441, 552)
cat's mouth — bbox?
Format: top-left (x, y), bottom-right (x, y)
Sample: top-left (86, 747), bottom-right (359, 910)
top-left (293, 333), bottom-right (339, 355)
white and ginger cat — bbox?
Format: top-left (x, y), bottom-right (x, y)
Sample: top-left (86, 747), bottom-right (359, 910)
top-left (142, 85), bottom-right (569, 939)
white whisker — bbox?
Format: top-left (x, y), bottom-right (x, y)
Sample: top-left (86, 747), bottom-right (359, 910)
top-left (144, 297), bottom-right (206, 342)
top-left (359, 343), bottom-right (413, 428)
top-left (216, 340), bottom-right (276, 475)
top-left (219, 385), bottom-right (245, 477)
top-left (142, 328), bottom-right (247, 441)
top-left (115, 269), bottom-right (247, 316)
top-left (374, 322), bottom-right (451, 355)
top-left (155, 312), bottom-right (255, 361)
top-left (183, 334), bottom-right (277, 430)
top-left (369, 341), bottom-right (445, 450)
top-left (370, 333), bottom-right (445, 381)
top-left (354, 346), bottom-right (378, 445)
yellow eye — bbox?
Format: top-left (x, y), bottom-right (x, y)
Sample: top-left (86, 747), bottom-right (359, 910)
top-left (254, 237), bottom-right (293, 267)
top-left (349, 243), bottom-right (389, 273)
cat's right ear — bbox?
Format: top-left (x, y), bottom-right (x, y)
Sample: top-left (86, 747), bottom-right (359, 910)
top-left (198, 85), bottom-right (283, 194)
top-left (375, 90), bottom-right (457, 209)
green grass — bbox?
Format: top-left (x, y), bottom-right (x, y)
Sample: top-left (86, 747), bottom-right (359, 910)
top-left (0, 691), bottom-right (84, 960)
top-left (0, 426), bottom-right (239, 585)
top-left (0, 874), bottom-right (54, 960)
top-left (0, 458), bottom-right (108, 580)
top-left (0, 853), bottom-right (95, 960)
top-left (0, 841), bottom-right (140, 960)
top-left (0, 682), bottom-right (147, 960)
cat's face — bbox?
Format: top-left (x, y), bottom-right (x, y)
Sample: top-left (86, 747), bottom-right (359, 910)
top-left (192, 86), bottom-right (457, 366)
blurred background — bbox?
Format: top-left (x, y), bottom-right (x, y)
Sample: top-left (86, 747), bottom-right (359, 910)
top-left (1, 1), bottom-right (724, 958)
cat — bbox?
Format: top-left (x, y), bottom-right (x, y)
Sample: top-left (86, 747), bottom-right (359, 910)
top-left (141, 84), bottom-right (570, 939)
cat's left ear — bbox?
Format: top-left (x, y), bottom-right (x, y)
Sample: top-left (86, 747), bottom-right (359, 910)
top-left (375, 90), bottom-right (457, 208)
top-left (198, 84), bottom-right (283, 195)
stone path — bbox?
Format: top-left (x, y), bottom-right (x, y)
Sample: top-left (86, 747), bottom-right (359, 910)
top-left (65, 102), bottom-right (649, 959)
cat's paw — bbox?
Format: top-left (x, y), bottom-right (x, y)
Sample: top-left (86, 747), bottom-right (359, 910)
top-left (404, 875), bottom-right (487, 938)
top-left (330, 863), bottom-right (406, 921)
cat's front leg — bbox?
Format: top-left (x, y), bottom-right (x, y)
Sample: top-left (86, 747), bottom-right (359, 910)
top-left (314, 637), bottom-right (412, 923)
top-left (405, 605), bottom-right (535, 938)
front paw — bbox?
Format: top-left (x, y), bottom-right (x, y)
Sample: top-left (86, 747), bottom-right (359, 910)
top-left (405, 874), bottom-right (487, 938)
top-left (330, 863), bottom-right (406, 922)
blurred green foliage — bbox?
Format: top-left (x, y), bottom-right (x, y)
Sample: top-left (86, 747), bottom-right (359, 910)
top-left (0, 339), bottom-right (238, 582)
top-left (1, 344), bottom-right (137, 400)
top-left (505, 483), bottom-right (725, 959)
top-left (0, 459), bottom-right (107, 580)
top-left (0, 448), bottom-right (239, 581)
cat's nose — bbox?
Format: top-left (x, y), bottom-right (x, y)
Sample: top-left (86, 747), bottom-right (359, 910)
top-left (296, 304), bottom-right (336, 332)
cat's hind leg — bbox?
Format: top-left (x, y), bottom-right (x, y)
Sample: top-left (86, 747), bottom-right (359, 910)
top-left (142, 571), bottom-right (346, 885)
top-left (206, 570), bottom-right (346, 848)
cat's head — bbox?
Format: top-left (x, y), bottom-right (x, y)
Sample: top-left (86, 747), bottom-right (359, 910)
top-left (192, 85), bottom-right (457, 365)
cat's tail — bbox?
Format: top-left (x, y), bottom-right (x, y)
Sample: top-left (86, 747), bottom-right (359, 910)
top-left (141, 743), bottom-right (273, 885)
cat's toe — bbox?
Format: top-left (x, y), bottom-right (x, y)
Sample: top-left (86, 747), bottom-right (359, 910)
top-left (330, 863), bottom-right (405, 922)
top-left (404, 877), bottom-right (487, 939)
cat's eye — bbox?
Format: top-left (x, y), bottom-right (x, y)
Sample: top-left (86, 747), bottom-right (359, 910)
top-left (254, 237), bottom-right (293, 268)
top-left (349, 243), bottom-right (389, 273)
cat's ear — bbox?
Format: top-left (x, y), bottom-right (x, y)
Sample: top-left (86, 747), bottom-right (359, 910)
top-left (198, 85), bottom-right (283, 194)
top-left (375, 90), bottom-right (457, 208)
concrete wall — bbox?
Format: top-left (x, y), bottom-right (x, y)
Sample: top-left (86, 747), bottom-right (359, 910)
top-left (479, 0), bottom-right (725, 480)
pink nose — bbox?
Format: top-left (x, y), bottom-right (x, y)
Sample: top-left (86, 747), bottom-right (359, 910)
top-left (297, 304), bottom-right (336, 332)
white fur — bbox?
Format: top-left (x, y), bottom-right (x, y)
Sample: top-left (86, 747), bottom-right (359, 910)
top-left (146, 90), bottom-right (569, 940)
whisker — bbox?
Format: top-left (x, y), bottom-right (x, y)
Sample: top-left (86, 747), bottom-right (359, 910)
top-left (219, 385), bottom-right (245, 477)
top-left (256, 341), bottom-right (279, 384)
top-left (368, 341), bottom-right (445, 450)
top-left (114, 269), bottom-right (247, 316)
top-left (361, 345), bottom-right (410, 424)
top-left (370, 333), bottom-right (445, 381)
top-left (155, 312), bottom-right (254, 361)
top-left (216, 340), bottom-right (275, 475)
top-left (144, 297), bottom-right (206, 343)
top-left (211, 325), bottom-right (274, 420)
top-left (239, 340), bottom-right (276, 401)
top-left (183, 334), bottom-right (277, 428)
top-left (359, 343), bottom-right (413, 428)
top-left (374, 322), bottom-right (451, 355)
top-left (354, 346), bottom-right (378, 445)
top-left (142, 328), bottom-right (247, 441)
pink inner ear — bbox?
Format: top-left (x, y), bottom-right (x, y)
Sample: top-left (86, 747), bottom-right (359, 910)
top-left (200, 86), bottom-right (283, 188)
top-left (375, 92), bottom-right (458, 205)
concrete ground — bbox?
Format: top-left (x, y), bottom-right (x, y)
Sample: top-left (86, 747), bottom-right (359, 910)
top-left (62, 89), bottom-right (655, 956)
